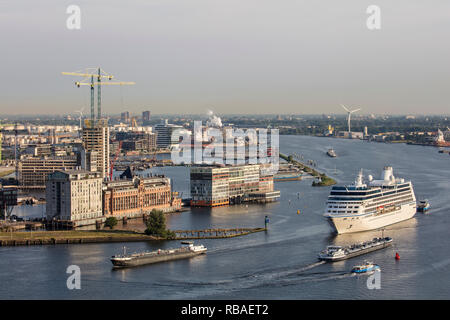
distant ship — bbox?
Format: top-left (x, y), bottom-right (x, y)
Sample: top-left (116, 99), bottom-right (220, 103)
top-left (434, 129), bottom-right (450, 147)
top-left (327, 148), bottom-right (337, 157)
top-left (111, 242), bottom-right (207, 268)
top-left (324, 166), bottom-right (417, 234)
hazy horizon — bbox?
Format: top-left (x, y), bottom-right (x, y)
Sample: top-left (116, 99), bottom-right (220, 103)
top-left (1, 1), bottom-right (449, 115)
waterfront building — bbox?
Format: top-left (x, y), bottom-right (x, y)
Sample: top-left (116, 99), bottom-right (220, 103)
top-left (45, 170), bottom-right (103, 225)
top-left (103, 175), bottom-right (181, 218)
top-left (190, 164), bottom-right (280, 207)
top-left (18, 155), bottom-right (78, 188)
top-left (82, 119), bottom-right (110, 179)
top-left (0, 185), bottom-right (18, 220)
top-left (154, 119), bottom-right (186, 149)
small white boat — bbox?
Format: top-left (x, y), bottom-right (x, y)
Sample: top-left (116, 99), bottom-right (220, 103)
top-left (327, 148), bottom-right (337, 157)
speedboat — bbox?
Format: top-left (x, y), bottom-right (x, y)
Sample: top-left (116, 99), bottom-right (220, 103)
top-left (351, 261), bottom-right (380, 274)
top-left (327, 148), bottom-right (337, 157)
top-left (417, 200), bottom-right (430, 212)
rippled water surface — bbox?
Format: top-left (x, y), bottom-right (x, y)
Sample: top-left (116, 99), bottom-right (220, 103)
top-left (1, 136), bottom-right (449, 299)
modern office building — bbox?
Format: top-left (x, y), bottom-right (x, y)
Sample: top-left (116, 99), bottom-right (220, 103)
top-left (103, 175), bottom-right (182, 218)
top-left (120, 111), bottom-right (130, 123)
top-left (142, 111), bottom-right (151, 125)
top-left (154, 119), bottom-right (187, 149)
top-left (18, 155), bottom-right (79, 188)
top-left (45, 170), bottom-right (103, 226)
top-left (82, 119), bottom-right (110, 179)
top-left (0, 185), bottom-right (18, 220)
top-left (190, 164), bottom-right (280, 207)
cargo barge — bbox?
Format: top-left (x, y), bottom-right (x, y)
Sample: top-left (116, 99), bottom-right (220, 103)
top-left (318, 237), bottom-right (393, 262)
top-left (111, 241), bottom-right (207, 268)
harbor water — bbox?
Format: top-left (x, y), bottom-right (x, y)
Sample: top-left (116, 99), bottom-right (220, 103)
top-left (1, 135), bottom-right (450, 299)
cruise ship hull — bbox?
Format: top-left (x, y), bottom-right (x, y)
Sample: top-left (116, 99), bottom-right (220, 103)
top-left (327, 202), bottom-right (417, 234)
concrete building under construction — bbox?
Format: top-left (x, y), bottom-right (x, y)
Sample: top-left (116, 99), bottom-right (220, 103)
top-left (82, 119), bottom-right (110, 179)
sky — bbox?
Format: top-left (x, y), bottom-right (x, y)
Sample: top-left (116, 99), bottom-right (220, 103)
top-left (1, 0), bottom-right (449, 115)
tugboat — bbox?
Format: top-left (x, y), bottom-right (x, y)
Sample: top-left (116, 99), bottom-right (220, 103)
top-left (417, 199), bottom-right (430, 213)
top-left (111, 241), bottom-right (207, 268)
top-left (351, 261), bottom-right (380, 274)
top-left (327, 148), bottom-right (337, 157)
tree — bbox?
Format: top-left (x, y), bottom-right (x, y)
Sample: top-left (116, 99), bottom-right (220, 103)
top-left (145, 209), bottom-right (175, 239)
top-left (104, 217), bottom-right (118, 230)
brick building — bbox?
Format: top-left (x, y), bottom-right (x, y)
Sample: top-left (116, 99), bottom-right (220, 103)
top-left (103, 175), bottom-right (181, 218)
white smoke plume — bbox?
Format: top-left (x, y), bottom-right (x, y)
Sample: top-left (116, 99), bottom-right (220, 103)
top-left (206, 109), bottom-right (223, 128)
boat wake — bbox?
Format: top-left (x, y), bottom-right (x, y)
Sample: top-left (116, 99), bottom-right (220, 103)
top-left (150, 260), bottom-right (363, 299)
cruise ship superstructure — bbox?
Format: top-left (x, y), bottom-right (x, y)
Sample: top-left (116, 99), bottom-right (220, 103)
top-left (324, 166), bottom-right (416, 234)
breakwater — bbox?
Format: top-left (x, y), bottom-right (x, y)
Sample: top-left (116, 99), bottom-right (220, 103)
top-left (0, 227), bottom-right (266, 247)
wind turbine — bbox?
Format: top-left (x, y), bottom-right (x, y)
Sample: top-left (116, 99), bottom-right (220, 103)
top-left (341, 104), bottom-right (361, 134)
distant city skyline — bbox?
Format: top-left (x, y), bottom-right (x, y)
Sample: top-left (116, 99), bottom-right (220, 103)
top-left (1, 1), bottom-right (449, 115)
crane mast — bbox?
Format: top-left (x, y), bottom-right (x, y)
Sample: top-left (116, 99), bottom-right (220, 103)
top-left (62, 68), bottom-right (135, 122)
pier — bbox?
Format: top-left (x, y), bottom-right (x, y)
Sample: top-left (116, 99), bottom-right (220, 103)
top-left (0, 227), bottom-right (266, 247)
top-left (279, 153), bottom-right (336, 186)
top-left (173, 227), bottom-right (266, 239)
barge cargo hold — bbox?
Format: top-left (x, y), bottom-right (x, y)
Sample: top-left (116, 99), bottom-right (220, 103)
top-left (318, 237), bottom-right (393, 262)
top-left (111, 241), bottom-right (207, 268)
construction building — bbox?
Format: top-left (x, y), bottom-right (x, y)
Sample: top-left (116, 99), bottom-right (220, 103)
top-left (79, 149), bottom-right (98, 172)
top-left (82, 119), bottom-right (110, 179)
top-left (46, 170), bottom-right (103, 226)
top-left (116, 131), bottom-right (157, 152)
top-left (103, 175), bottom-right (182, 218)
top-left (18, 155), bottom-right (79, 188)
top-left (190, 164), bottom-right (280, 207)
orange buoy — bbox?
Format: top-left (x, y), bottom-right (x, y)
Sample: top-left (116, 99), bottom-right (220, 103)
top-left (395, 252), bottom-right (400, 260)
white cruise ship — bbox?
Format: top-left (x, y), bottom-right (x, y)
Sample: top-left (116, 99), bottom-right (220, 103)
top-left (324, 166), bottom-right (417, 234)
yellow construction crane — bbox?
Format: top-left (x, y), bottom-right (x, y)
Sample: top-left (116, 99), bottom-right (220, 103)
top-left (62, 67), bottom-right (135, 122)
